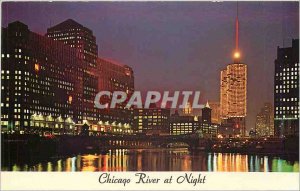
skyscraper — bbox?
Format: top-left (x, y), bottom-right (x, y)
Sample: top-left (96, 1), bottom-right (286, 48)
top-left (46, 19), bottom-right (98, 124)
top-left (274, 39), bottom-right (299, 137)
top-left (46, 19), bottom-right (135, 129)
top-left (255, 102), bottom-right (274, 137)
top-left (1, 21), bottom-right (82, 134)
top-left (97, 57), bottom-right (135, 125)
top-left (220, 3), bottom-right (247, 137)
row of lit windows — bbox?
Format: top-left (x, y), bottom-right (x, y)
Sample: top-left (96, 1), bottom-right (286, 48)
top-left (276, 110), bottom-right (298, 114)
top-left (1, 115), bottom-right (9, 119)
top-left (172, 130), bottom-right (192, 133)
top-left (1, 54), bottom-right (37, 61)
top-left (275, 84), bottom-right (298, 89)
top-left (282, 66), bottom-right (299, 71)
top-left (276, 106), bottom-right (299, 110)
top-left (277, 97), bottom-right (298, 102)
top-left (275, 115), bottom-right (299, 119)
top-left (278, 72), bottom-right (298, 76)
top-left (1, 53), bottom-right (10, 58)
top-left (1, 103), bottom-right (9, 107)
top-left (275, 89), bottom-right (295, 93)
top-left (1, 70), bottom-right (10, 74)
top-left (279, 76), bottom-right (298, 80)
top-left (172, 125), bottom-right (194, 129)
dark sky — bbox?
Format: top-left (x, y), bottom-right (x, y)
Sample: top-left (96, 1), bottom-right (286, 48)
top-left (2, 1), bottom-right (299, 132)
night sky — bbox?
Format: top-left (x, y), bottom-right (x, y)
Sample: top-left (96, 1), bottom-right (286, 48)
top-left (2, 1), bottom-right (299, 132)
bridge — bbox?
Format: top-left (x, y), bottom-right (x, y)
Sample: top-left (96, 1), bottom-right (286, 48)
top-left (2, 133), bottom-right (298, 158)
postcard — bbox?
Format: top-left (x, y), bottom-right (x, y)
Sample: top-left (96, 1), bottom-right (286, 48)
top-left (1, 1), bottom-right (299, 190)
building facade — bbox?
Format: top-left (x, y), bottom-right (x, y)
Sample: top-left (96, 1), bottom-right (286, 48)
top-left (255, 102), bottom-right (274, 137)
top-left (46, 19), bottom-right (98, 124)
top-left (1, 20), bottom-right (135, 135)
top-left (220, 62), bottom-right (247, 137)
top-left (133, 104), bottom-right (170, 135)
top-left (169, 110), bottom-right (198, 135)
top-left (97, 57), bottom-right (135, 125)
top-left (46, 19), bottom-right (135, 133)
top-left (1, 21), bottom-right (81, 134)
top-left (200, 102), bottom-right (218, 138)
top-left (274, 39), bottom-right (299, 137)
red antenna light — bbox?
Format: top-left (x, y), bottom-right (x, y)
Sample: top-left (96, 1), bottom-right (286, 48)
top-left (235, 2), bottom-right (239, 51)
top-left (233, 2), bottom-right (240, 61)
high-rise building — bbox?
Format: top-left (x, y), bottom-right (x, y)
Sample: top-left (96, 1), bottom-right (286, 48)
top-left (1, 21), bottom-right (82, 134)
top-left (255, 102), bottom-right (274, 137)
top-left (209, 101), bottom-right (221, 124)
top-left (274, 39), bottom-right (299, 137)
top-left (220, 69), bottom-right (228, 119)
top-left (1, 20), bottom-right (135, 135)
top-left (220, 4), bottom-right (247, 137)
top-left (46, 19), bottom-right (135, 130)
top-left (97, 57), bottom-right (134, 125)
top-left (46, 19), bottom-right (98, 124)
top-left (220, 63), bottom-right (247, 136)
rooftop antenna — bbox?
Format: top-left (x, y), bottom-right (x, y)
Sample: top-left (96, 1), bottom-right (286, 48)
top-left (233, 1), bottom-right (240, 62)
top-left (236, 1), bottom-right (239, 51)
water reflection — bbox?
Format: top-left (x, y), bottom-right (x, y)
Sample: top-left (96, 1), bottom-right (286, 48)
top-left (2, 149), bottom-right (299, 172)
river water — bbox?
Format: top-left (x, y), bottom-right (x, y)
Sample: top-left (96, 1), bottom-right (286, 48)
top-left (2, 148), bottom-right (299, 172)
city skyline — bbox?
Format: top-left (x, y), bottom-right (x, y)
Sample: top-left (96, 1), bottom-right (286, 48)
top-left (2, 1), bottom-right (299, 131)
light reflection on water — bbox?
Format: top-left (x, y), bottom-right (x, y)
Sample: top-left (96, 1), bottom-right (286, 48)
top-left (3, 149), bottom-right (299, 172)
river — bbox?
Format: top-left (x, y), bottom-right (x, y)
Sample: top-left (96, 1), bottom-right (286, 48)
top-left (2, 148), bottom-right (299, 172)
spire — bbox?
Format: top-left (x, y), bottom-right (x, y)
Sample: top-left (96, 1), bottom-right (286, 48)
top-left (233, 1), bottom-right (240, 62)
top-left (235, 1), bottom-right (239, 51)
top-left (205, 101), bottom-right (210, 108)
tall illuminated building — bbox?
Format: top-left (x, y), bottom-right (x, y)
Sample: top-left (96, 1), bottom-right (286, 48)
top-left (274, 39), bottom-right (299, 137)
top-left (255, 102), bottom-right (274, 137)
top-left (1, 21), bottom-right (81, 134)
top-left (97, 57), bottom-right (135, 126)
top-left (220, 3), bottom-right (247, 137)
top-left (46, 19), bottom-right (98, 124)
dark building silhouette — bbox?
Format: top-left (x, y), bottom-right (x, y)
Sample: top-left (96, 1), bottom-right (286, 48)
top-left (202, 101), bottom-right (212, 124)
top-left (200, 102), bottom-right (218, 138)
top-left (274, 39), bottom-right (299, 137)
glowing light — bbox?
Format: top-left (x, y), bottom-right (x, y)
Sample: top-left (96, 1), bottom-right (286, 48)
top-left (234, 51), bottom-right (240, 59)
top-left (34, 63), bottom-right (40, 72)
top-left (68, 95), bottom-right (73, 103)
